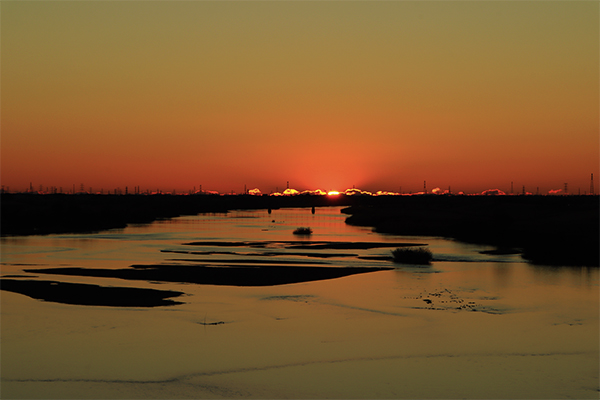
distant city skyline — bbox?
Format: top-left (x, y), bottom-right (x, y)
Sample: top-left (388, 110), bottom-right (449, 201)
top-left (2, 1), bottom-right (598, 195)
top-left (2, 175), bottom-right (596, 197)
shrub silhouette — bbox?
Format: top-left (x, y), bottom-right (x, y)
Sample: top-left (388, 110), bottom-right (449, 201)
top-left (293, 227), bottom-right (313, 235)
top-left (391, 247), bottom-right (432, 265)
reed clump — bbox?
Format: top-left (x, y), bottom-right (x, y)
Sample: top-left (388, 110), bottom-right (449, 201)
top-left (293, 227), bottom-right (312, 235)
top-left (391, 247), bottom-right (432, 265)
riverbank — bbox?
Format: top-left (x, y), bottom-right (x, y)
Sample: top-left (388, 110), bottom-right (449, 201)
top-left (2, 193), bottom-right (598, 266)
top-left (0, 193), bottom-right (349, 236)
top-left (342, 195), bottom-right (599, 266)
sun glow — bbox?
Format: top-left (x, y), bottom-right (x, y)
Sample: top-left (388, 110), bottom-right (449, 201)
top-left (327, 191), bottom-right (340, 196)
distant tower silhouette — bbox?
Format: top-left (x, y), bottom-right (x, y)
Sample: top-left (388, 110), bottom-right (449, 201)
top-left (423, 181), bottom-right (426, 193)
top-left (287, 181), bottom-right (289, 189)
top-left (591, 174), bottom-right (594, 195)
top-left (511, 181), bottom-right (513, 195)
top-left (564, 183), bottom-right (568, 194)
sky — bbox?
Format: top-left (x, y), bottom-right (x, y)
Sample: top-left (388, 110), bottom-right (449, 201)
top-left (2, 1), bottom-right (598, 195)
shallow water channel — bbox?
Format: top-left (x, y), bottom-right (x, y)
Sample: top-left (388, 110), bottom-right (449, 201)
top-left (1, 207), bottom-right (598, 398)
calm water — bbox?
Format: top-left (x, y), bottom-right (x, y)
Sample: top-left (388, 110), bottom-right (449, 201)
top-left (1, 207), bottom-right (598, 399)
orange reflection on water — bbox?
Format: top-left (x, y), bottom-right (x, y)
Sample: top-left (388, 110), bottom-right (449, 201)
top-left (1, 208), bottom-right (598, 399)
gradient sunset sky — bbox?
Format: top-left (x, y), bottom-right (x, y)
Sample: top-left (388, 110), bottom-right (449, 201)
top-left (2, 1), bottom-right (598, 194)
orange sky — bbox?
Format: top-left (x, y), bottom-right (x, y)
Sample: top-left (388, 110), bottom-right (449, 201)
top-left (2, 1), bottom-right (598, 194)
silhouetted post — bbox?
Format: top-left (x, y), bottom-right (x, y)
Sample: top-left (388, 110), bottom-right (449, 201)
top-left (564, 183), bottom-right (568, 195)
top-left (591, 173), bottom-right (594, 195)
top-left (510, 181), bottom-right (513, 195)
top-left (536, 187), bottom-right (539, 195)
top-left (311, 206), bottom-right (315, 214)
top-left (423, 181), bottom-right (426, 193)
top-left (125, 186), bottom-right (128, 195)
top-left (287, 181), bottom-right (289, 189)
top-left (30, 182), bottom-right (33, 193)
top-left (522, 186), bottom-right (525, 195)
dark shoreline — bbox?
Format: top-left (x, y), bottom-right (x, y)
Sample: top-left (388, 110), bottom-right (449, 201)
top-left (0, 278), bottom-right (185, 307)
top-left (342, 195), bottom-right (599, 267)
top-left (2, 193), bottom-right (598, 266)
top-left (22, 264), bottom-right (393, 288)
top-left (0, 193), bottom-right (350, 236)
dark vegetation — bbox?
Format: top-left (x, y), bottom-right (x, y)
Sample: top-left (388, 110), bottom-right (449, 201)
top-left (0, 279), bottom-right (184, 307)
top-left (293, 227), bottom-right (313, 235)
top-left (342, 195), bottom-right (599, 267)
top-left (0, 193), bottom-right (349, 236)
top-left (2, 193), bottom-right (597, 266)
top-left (391, 247), bottom-right (433, 265)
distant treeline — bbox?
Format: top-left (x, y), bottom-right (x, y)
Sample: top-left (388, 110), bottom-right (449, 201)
top-left (2, 193), bottom-right (598, 266)
top-left (0, 193), bottom-right (350, 236)
top-left (342, 195), bottom-right (599, 267)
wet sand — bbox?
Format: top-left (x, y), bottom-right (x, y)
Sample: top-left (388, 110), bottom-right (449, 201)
top-left (2, 266), bottom-right (598, 399)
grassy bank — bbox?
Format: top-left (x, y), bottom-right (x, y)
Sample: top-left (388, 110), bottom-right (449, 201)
top-left (342, 195), bottom-right (599, 267)
top-left (0, 193), bottom-right (350, 236)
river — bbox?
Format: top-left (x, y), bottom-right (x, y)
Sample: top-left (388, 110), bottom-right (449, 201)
top-left (1, 207), bottom-right (598, 398)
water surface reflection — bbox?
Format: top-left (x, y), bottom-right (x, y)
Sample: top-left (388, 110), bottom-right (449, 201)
top-left (1, 207), bottom-right (598, 399)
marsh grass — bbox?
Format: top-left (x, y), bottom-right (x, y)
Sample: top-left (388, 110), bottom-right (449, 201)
top-left (293, 227), bottom-right (313, 235)
top-left (391, 247), bottom-right (432, 265)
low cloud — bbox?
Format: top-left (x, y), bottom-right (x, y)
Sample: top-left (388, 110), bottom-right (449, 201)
top-left (248, 188), bottom-right (262, 195)
top-left (481, 189), bottom-right (506, 196)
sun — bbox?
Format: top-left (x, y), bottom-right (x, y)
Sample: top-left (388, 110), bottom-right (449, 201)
top-left (327, 191), bottom-right (340, 196)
